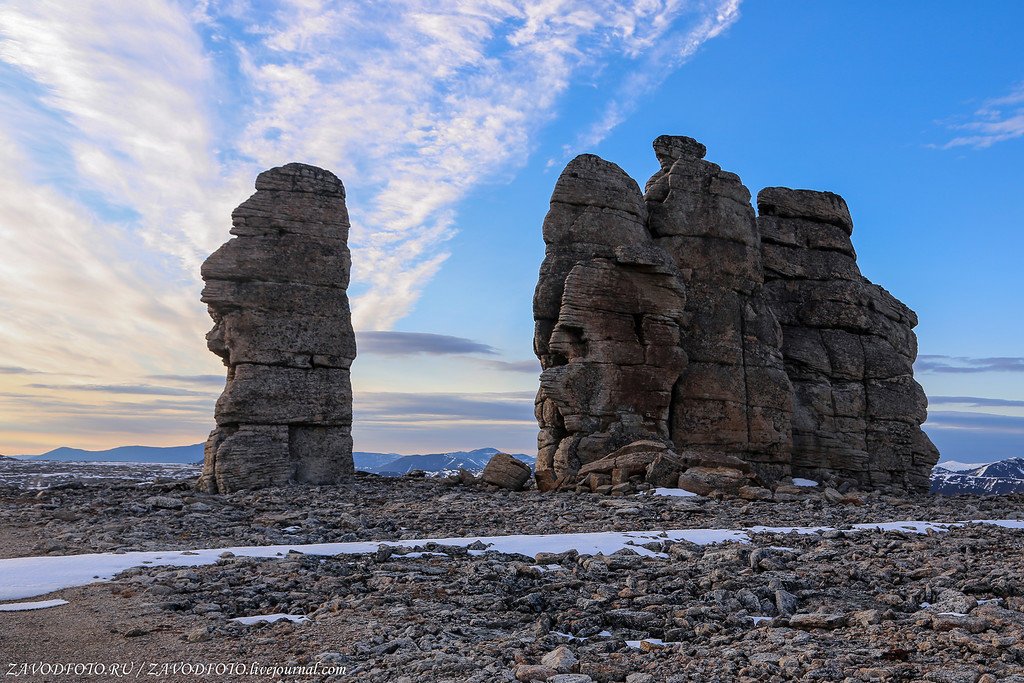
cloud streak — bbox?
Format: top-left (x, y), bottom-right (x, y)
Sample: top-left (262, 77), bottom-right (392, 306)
top-left (356, 331), bottom-right (496, 356)
top-left (916, 355), bottom-right (1024, 374)
top-left (25, 383), bottom-right (216, 397)
top-left (0, 366), bottom-right (42, 375)
top-left (929, 396), bottom-right (1024, 408)
top-left (355, 390), bottom-right (535, 425)
top-left (941, 82), bottom-right (1024, 149)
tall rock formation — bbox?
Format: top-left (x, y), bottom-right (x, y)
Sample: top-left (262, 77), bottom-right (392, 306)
top-left (645, 136), bottom-right (793, 481)
top-left (198, 163), bottom-right (356, 494)
top-left (533, 155), bottom-right (688, 486)
top-left (533, 136), bottom-right (938, 491)
top-left (757, 187), bottom-right (937, 490)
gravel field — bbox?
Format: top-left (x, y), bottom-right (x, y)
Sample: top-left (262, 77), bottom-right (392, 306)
top-left (2, 460), bottom-right (1023, 682)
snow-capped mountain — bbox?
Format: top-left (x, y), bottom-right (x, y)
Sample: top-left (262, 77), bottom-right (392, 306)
top-left (355, 447), bottom-right (534, 477)
top-left (931, 458), bottom-right (1024, 495)
top-left (6, 444), bottom-right (533, 477)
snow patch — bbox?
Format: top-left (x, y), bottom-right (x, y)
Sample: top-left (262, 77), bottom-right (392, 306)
top-left (0, 598), bottom-right (68, 612)
top-left (651, 488), bottom-right (698, 497)
top-left (936, 460), bottom-right (990, 473)
top-left (792, 478), bottom-right (818, 487)
top-left (1, 520), bottom-right (1022, 601)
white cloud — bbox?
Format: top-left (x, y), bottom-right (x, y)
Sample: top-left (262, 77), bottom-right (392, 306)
top-left (204, 0), bottom-right (742, 327)
top-left (942, 82), bottom-right (1024, 149)
top-left (568, 0), bottom-right (741, 154)
top-left (0, 0), bottom-right (740, 451)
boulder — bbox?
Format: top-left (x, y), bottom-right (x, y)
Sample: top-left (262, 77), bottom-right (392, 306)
top-left (676, 466), bottom-right (752, 496)
top-left (480, 453), bottom-right (531, 491)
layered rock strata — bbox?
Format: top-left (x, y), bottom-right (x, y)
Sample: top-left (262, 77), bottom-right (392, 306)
top-left (757, 187), bottom-right (937, 490)
top-left (534, 137), bottom-right (938, 491)
top-left (198, 163), bottom-right (356, 494)
top-left (645, 136), bottom-right (793, 481)
top-left (533, 155), bottom-right (688, 488)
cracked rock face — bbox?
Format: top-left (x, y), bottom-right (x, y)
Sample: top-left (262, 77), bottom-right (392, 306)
top-left (198, 163), bottom-right (355, 493)
top-left (533, 155), bottom-right (688, 486)
top-left (757, 187), bottom-right (937, 490)
top-left (533, 137), bottom-right (937, 491)
top-left (645, 136), bottom-right (794, 482)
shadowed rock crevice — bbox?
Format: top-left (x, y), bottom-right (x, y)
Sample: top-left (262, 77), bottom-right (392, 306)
top-left (198, 163), bottom-right (355, 494)
top-left (534, 136), bottom-right (937, 492)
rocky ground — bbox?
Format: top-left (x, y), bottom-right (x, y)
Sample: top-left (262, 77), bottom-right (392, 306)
top-left (2, 460), bottom-right (1024, 682)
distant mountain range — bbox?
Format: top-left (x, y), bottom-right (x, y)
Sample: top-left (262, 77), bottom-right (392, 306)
top-left (11, 444), bottom-right (1019, 493)
top-left (931, 458), bottom-right (1024, 495)
top-left (9, 443), bottom-right (534, 477)
top-left (12, 444), bottom-right (205, 464)
top-left (354, 447), bottom-right (534, 476)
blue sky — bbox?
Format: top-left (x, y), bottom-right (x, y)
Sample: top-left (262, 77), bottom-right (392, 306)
top-left (0, 1), bottom-right (1021, 462)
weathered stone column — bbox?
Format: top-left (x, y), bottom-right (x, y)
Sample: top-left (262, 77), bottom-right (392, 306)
top-left (757, 187), bottom-right (938, 490)
top-left (197, 163), bottom-right (356, 493)
top-left (533, 154), bottom-right (688, 487)
top-left (644, 136), bottom-right (794, 482)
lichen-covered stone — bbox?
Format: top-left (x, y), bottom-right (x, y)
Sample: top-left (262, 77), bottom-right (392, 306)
top-left (198, 163), bottom-right (355, 493)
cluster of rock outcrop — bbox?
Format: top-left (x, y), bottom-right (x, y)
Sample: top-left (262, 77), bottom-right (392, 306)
top-left (533, 136), bottom-right (937, 492)
top-left (197, 163), bottom-right (356, 494)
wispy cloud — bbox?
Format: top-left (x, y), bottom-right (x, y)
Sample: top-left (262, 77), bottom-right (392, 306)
top-left (916, 355), bottom-right (1024, 374)
top-left (0, 366), bottom-right (42, 375)
top-left (567, 0), bottom-right (741, 154)
top-left (25, 383), bottom-right (216, 397)
top-left (0, 0), bottom-right (738, 453)
top-left (475, 358), bottom-right (541, 374)
top-left (929, 396), bottom-right (1024, 408)
top-left (357, 331), bottom-right (496, 356)
top-left (940, 81), bottom-right (1024, 149)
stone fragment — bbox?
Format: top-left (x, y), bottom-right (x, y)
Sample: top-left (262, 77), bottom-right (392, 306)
top-left (198, 163), bottom-right (355, 493)
top-left (738, 486), bottom-right (773, 501)
top-left (514, 664), bottom-right (558, 682)
top-left (775, 589), bottom-right (798, 617)
top-left (578, 441), bottom-right (678, 479)
top-left (676, 466), bottom-right (751, 496)
top-left (145, 496), bottom-right (183, 510)
top-left (480, 453), bottom-right (531, 491)
top-left (788, 612), bottom-right (847, 630)
top-left (645, 453), bottom-right (685, 488)
top-left (541, 645), bottom-right (578, 673)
